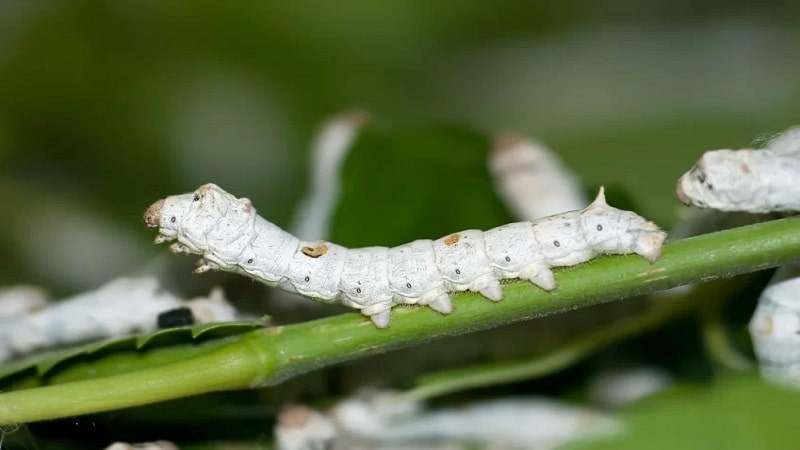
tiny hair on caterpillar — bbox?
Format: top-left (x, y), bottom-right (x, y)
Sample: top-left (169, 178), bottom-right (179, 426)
top-left (144, 183), bottom-right (666, 328)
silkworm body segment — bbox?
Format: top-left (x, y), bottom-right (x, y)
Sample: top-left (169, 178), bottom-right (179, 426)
top-left (145, 183), bottom-right (666, 327)
top-left (677, 149), bottom-right (800, 213)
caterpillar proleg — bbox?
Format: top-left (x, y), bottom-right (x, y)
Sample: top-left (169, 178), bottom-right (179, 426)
top-left (145, 183), bottom-right (666, 328)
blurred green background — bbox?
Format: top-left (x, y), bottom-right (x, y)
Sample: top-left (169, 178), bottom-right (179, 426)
top-left (2, 3), bottom-right (800, 448)
top-left (0, 0), bottom-right (799, 293)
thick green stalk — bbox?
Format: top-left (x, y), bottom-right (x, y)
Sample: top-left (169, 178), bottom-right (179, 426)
top-left (1, 217), bottom-right (799, 424)
top-left (0, 336), bottom-right (272, 424)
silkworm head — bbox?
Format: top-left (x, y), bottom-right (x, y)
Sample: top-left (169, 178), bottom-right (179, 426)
top-left (143, 199), bottom-right (164, 228)
top-left (676, 150), bottom-right (756, 210)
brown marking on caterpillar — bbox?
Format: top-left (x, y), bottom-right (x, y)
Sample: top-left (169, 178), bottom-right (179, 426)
top-left (301, 244), bottom-right (329, 258)
top-left (143, 199), bottom-right (164, 228)
top-left (740, 162), bottom-right (751, 174)
top-left (758, 315), bottom-right (774, 336)
top-left (444, 234), bottom-right (461, 246)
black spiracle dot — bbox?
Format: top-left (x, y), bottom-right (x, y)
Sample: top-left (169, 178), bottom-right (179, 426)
top-left (356, 287), bottom-right (362, 294)
top-left (304, 275), bottom-right (310, 282)
top-left (406, 282), bottom-right (412, 289)
top-left (596, 224), bottom-right (603, 231)
top-left (247, 258), bottom-right (254, 264)
top-left (505, 256), bottom-right (511, 262)
top-left (170, 216), bottom-right (176, 223)
top-left (554, 240), bottom-right (560, 247)
top-left (455, 269), bottom-right (461, 275)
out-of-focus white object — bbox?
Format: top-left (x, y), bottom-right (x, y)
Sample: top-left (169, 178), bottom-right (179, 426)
top-left (103, 441), bottom-right (178, 450)
top-left (274, 402), bottom-right (465, 450)
top-left (0, 277), bottom-right (239, 362)
top-left (275, 405), bottom-right (339, 450)
top-left (676, 126), bottom-right (800, 213)
top-left (329, 390), bottom-right (621, 449)
top-left (488, 134), bottom-right (587, 221)
top-left (749, 264), bottom-right (800, 389)
top-left (0, 285), bottom-right (49, 319)
top-left (292, 109), bottom-right (370, 241)
top-left (588, 367), bottom-right (673, 408)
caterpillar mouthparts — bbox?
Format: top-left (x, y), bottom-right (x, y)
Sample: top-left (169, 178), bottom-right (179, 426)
top-left (143, 199), bottom-right (165, 228)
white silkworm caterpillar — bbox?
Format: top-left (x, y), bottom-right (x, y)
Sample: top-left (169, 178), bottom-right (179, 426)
top-left (0, 285), bottom-right (49, 319)
top-left (103, 441), bottom-right (179, 450)
top-left (749, 264), bottom-right (800, 390)
top-left (144, 183), bottom-right (666, 328)
top-left (488, 133), bottom-right (587, 221)
top-left (0, 277), bottom-right (239, 362)
top-left (676, 127), bottom-right (800, 213)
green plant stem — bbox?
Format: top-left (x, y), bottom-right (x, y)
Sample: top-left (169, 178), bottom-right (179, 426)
top-left (403, 295), bottom-right (690, 401)
top-left (406, 267), bottom-right (765, 400)
top-left (0, 338), bottom-right (271, 425)
top-left (2, 217), bottom-right (800, 424)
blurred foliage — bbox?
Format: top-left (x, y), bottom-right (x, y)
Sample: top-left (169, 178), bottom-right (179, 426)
top-left (0, 320), bottom-right (263, 390)
top-left (334, 125), bottom-right (512, 246)
top-left (568, 375), bottom-right (800, 450)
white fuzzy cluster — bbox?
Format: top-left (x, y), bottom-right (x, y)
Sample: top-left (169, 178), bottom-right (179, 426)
top-left (145, 183), bottom-right (666, 328)
top-left (0, 277), bottom-right (238, 362)
top-left (676, 126), bottom-right (800, 213)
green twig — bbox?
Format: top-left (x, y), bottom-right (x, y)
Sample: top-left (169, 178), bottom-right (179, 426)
top-left (403, 276), bottom-right (753, 400)
top-left (403, 294), bottom-right (689, 400)
top-left (2, 217), bottom-right (800, 424)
